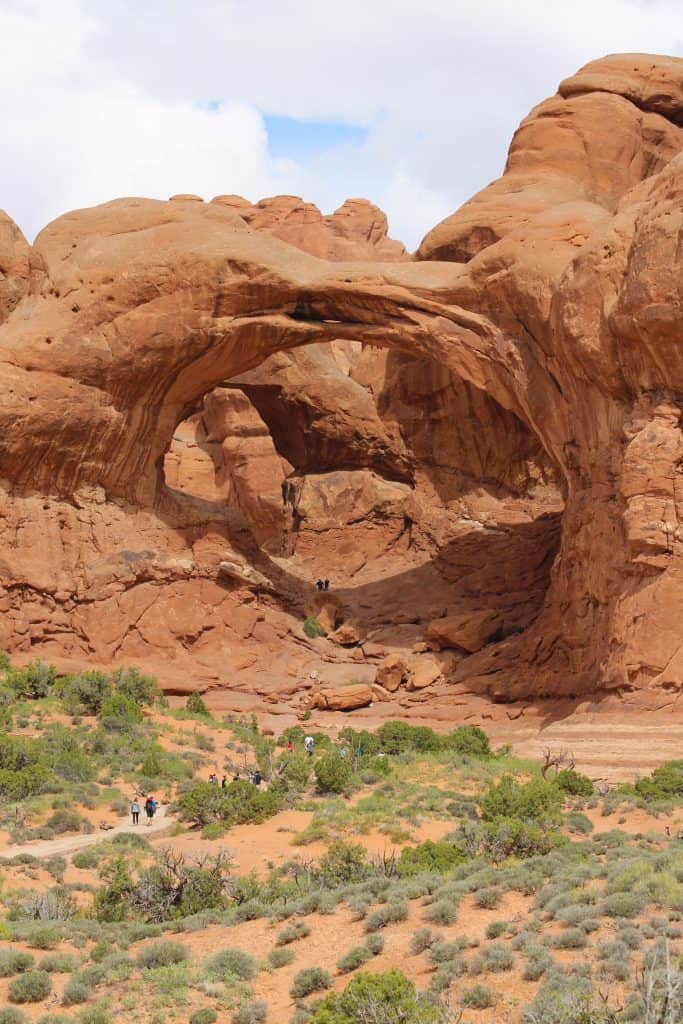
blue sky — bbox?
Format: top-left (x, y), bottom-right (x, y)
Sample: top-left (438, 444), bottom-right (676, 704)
top-left (0, 0), bottom-right (681, 248)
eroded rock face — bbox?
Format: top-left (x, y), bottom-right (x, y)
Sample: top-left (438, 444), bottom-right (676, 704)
top-left (0, 53), bottom-right (681, 706)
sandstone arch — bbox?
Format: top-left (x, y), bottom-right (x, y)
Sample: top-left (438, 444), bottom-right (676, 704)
top-left (0, 53), bottom-right (682, 703)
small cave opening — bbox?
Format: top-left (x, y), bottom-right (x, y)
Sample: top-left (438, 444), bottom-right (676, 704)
top-left (162, 339), bottom-right (564, 651)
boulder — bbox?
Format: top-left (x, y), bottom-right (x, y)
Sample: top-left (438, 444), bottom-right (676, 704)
top-left (309, 683), bottom-right (374, 711)
top-left (426, 610), bottom-right (502, 653)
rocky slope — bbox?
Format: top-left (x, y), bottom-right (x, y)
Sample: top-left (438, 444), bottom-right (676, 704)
top-left (0, 53), bottom-right (681, 710)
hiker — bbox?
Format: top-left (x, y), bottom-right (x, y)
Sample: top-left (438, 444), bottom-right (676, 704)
top-left (339, 746), bottom-right (348, 760)
top-left (221, 775), bottom-right (227, 790)
top-left (324, 579), bottom-right (329, 591)
top-left (304, 735), bottom-right (314, 757)
top-left (208, 772), bottom-right (217, 785)
top-left (131, 798), bottom-right (140, 825)
top-left (144, 794), bottom-right (156, 826)
top-left (253, 769), bottom-right (262, 787)
top-left (315, 579), bottom-right (324, 591)
top-left (286, 739), bottom-right (293, 752)
top-left (233, 770), bottom-right (240, 782)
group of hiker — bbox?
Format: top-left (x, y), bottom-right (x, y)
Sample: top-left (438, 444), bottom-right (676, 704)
top-left (208, 769), bottom-right (262, 787)
top-left (130, 794), bottom-right (157, 826)
top-left (315, 579), bottom-right (330, 592)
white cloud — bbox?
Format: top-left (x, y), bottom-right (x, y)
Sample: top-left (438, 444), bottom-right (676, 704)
top-left (0, 0), bottom-right (681, 249)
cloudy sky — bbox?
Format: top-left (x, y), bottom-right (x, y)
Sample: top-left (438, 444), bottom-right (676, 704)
top-left (1, 0), bottom-right (681, 249)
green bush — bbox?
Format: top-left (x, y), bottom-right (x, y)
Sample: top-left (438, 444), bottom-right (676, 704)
top-left (72, 849), bottom-right (101, 870)
top-left (337, 946), bottom-right (372, 974)
top-left (278, 753), bottom-right (311, 790)
top-left (136, 941), bottom-right (188, 969)
top-left (205, 948), bottom-right (256, 982)
top-left (486, 921), bottom-right (507, 939)
top-left (58, 672), bottom-right (111, 714)
top-left (551, 927), bottom-right (588, 949)
top-left (8, 972), bottom-right (51, 1004)
top-left (314, 752), bottom-right (352, 794)
top-left (480, 775), bottom-right (563, 824)
top-left (376, 721), bottom-right (441, 755)
top-left (461, 984), bottom-right (495, 1009)
top-left (8, 662), bottom-right (56, 700)
top-left (555, 769), bottom-right (594, 797)
top-left (290, 967), bottom-right (332, 999)
top-left (444, 725), bottom-right (491, 758)
top-left (603, 891), bottom-right (645, 918)
top-left (410, 928), bottom-right (437, 955)
top-left (46, 809), bottom-right (83, 835)
top-left (423, 898), bottom-right (458, 926)
top-left (98, 693), bottom-right (142, 730)
top-left (480, 817), bottom-right (567, 860)
top-left (112, 667), bottom-right (159, 706)
top-left (317, 841), bottom-right (367, 884)
top-left (186, 692), bottom-right (210, 717)
top-left (483, 942), bottom-right (514, 971)
top-left (634, 761), bottom-right (683, 801)
top-left (177, 780), bottom-right (282, 827)
top-left (189, 1011), bottom-right (218, 1024)
top-left (303, 616), bottom-right (327, 639)
top-left (310, 970), bottom-right (446, 1024)
top-left (397, 840), bottom-right (466, 878)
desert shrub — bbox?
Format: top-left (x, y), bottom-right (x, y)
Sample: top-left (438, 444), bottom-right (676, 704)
top-left (303, 616), bottom-right (327, 639)
top-left (277, 920), bottom-right (311, 946)
top-left (268, 947), bottom-right (295, 969)
top-left (423, 898), bottom-right (458, 926)
top-left (8, 972), bottom-right (51, 1004)
top-left (97, 693), bottom-right (142, 730)
top-left (78, 1005), bottom-right (112, 1024)
top-left (111, 667), bottom-right (159, 706)
top-left (62, 977), bottom-right (92, 1005)
top-left (72, 849), bottom-right (101, 871)
top-left (291, 967), bottom-right (332, 999)
top-left (337, 946), bottom-right (372, 974)
top-left (317, 841), bottom-right (368, 884)
top-left (46, 809), bottom-right (83, 835)
top-left (486, 920), bottom-right (507, 939)
top-left (474, 886), bottom-right (501, 909)
top-left (428, 940), bottom-right (466, 966)
top-left (479, 776), bottom-right (563, 824)
top-left (185, 692), bottom-right (210, 717)
top-left (634, 761), bottom-right (683, 801)
top-left (58, 672), bottom-right (111, 714)
top-left (0, 1009), bottom-right (26, 1024)
top-left (523, 947), bottom-right (553, 981)
top-left (364, 934), bottom-right (384, 956)
top-left (136, 941), bottom-right (188, 969)
top-left (8, 662), bottom-right (56, 700)
top-left (555, 769), bottom-right (594, 797)
top-left (410, 928), bottom-right (438, 954)
top-left (375, 722), bottom-right (442, 755)
top-left (603, 891), bottom-right (645, 918)
top-left (189, 1012), bottom-right (218, 1024)
top-left (397, 840), bottom-right (466, 878)
top-left (27, 927), bottom-right (60, 950)
top-left (566, 811), bottom-right (594, 834)
top-left (482, 942), bottom-right (514, 971)
top-left (37, 954), bottom-right (77, 974)
top-left (178, 779), bottom-right (283, 827)
top-left (314, 752), bottom-right (351, 794)
top-left (309, 969), bottom-right (446, 1024)
top-left (278, 754), bottom-right (312, 790)
top-left (551, 927), bottom-right (588, 949)
top-left (521, 972), bottom-right (609, 1024)
top-left (232, 1004), bottom-right (267, 1024)
top-left (480, 817), bottom-right (567, 860)
top-left (205, 948), bottom-right (256, 982)
top-left (461, 984), bottom-right (495, 1009)
top-left (444, 725), bottom-right (491, 758)
top-left (0, 953), bottom-right (35, 978)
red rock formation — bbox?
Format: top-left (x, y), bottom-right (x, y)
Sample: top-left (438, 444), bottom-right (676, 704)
top-left (0, 53), bottom-right (681, 708)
